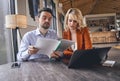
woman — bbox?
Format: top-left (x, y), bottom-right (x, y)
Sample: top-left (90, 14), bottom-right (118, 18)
top-left (63, 8), bottom-right (92, 56)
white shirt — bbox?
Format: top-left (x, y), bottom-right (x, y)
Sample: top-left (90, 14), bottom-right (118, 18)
top-left (17, 28), bottom-right (58, 61)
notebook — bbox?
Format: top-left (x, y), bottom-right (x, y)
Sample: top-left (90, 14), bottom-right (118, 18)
top-left (68, 47), bottom-right (111, 68)
top-left (56, 39), bottom-right (75, 52)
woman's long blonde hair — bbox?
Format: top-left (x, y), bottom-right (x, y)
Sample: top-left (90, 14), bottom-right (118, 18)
top-left (64, 8), bottom-right (86, 31)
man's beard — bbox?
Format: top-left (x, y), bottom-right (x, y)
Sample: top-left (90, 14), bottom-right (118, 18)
top-left (42, 22), bottom-right (50, 29)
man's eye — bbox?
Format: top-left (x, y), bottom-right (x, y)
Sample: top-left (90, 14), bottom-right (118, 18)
top-left (42, 17), bottom-right (46, 20)
top-left (48, 18), bottom-right (52, 21)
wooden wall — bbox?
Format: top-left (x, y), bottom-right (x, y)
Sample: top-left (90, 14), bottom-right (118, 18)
top-left (59, 0), bottom-right (120, 15)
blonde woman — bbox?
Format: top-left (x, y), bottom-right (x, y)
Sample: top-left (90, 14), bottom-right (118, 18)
top-left (63, 8), bottom-right (92, 56)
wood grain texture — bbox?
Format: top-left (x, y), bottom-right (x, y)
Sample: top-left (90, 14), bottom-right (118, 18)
top-left (0, 61), bottom-right (120, 81)
top-left (59, 0), bottom-right (120, 14)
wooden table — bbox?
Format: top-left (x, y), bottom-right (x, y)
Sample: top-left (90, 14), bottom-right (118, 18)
top-left (0, 61), bottom-right (120, 81)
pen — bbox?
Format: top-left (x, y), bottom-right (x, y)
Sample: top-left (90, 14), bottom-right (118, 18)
top-left (29, 46), bottom-right (36, 49)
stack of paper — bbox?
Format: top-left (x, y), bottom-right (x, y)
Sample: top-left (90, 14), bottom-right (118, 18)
top-left (35, 38), bottom-right (75, 57)
top-left (102, 60), bottom-right (116, 67)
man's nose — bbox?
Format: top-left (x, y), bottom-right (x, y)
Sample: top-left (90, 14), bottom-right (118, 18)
top-left (45, 18), bottom-right (50, 22)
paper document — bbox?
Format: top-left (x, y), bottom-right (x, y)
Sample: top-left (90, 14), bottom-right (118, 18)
top-left (102, 60), bottom-right (116, 67)
top-left (35, 38), bottom-right (75, 57)
top-left (35, 38), bottom-right (60, 57)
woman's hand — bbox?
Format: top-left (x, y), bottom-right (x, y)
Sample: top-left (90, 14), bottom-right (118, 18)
top-left (28, 46), bottom-right (39, 55)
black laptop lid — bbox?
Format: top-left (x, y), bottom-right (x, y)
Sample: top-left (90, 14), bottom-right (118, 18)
top-left (68, 47), bottom-right (111, 68)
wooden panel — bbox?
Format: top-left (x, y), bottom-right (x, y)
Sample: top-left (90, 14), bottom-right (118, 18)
top-left (59, 0), bottom-right (120, 15)
top-left (0, 61), bottom-right (120, 81)
top-left (91, 0), bottom-right (120, 14)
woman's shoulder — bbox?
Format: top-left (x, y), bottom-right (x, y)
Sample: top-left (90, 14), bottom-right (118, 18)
top-left (82, 27), bottom-right (89, 30)
top-left (77, 27), bottom-right (89, 31)
top-left (81, 27), bottom-right (89, 32)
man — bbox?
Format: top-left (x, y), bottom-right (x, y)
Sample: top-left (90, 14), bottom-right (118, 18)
top-left (17, 8), bottom-right (60, 61)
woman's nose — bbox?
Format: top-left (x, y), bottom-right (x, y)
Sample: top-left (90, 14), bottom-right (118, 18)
top-left (70, 21), bottom-right (74, 25)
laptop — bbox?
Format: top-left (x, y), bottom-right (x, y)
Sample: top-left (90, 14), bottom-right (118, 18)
top-left (68, 47), bottom-right (111, 68)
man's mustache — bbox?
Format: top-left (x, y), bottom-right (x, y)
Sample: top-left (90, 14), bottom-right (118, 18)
top-left (44, 22), bottom-right (50, 25)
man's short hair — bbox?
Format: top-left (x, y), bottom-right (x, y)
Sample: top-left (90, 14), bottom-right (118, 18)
top-left (38, 8), bottom-right (53, 17)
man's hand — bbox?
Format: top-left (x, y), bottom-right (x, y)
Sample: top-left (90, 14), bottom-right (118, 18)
top-left (28, 46), bottom-right (39, 55)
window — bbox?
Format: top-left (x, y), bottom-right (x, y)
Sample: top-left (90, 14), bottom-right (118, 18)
top-left (0, 0), bottom-right (14, 64)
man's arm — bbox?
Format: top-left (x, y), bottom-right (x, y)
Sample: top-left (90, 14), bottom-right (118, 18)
top-left (17, 32), bottom-right (36, 61)
top-left (17, 38), bottom-right (31, 61)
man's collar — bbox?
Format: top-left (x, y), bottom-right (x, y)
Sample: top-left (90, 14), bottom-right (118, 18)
top-left (35, 28), bottom-right (50, 36)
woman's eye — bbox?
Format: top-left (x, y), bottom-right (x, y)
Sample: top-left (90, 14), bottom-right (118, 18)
top-left (69, 19), bottom-right (72, 22)
top-left (68, 19), bottom-right (77, 23)
top-left (73, 20), bottom-right (77, 23)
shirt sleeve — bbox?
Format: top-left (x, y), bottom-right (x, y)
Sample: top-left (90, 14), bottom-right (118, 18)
top-left (17, 33), bottom-right (31, 61)
top-left (17, 49), bottom-right (30, 61)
